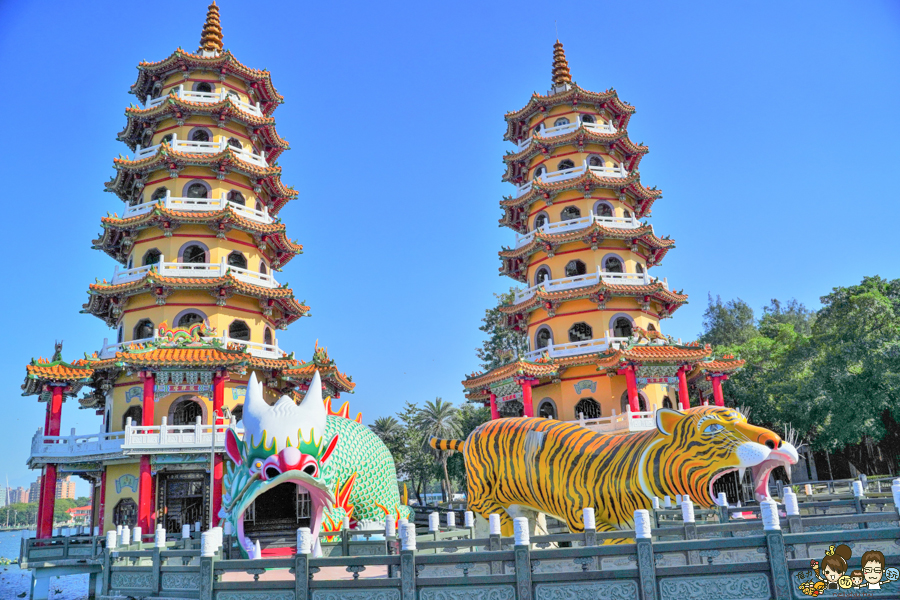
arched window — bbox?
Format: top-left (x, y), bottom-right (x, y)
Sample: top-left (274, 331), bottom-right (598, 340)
top-left (152, 83), bottom-right (163, 99)
top-left (182, 244), bottom-right (207, 263)
top-left (560, 206), bottom-right (581, 221)
top-left (568, 322), bottom-right (593, 342)
top-left (227, 190), bottom-right (245, 206)
top-left (127, 257), bottom-right (133, 270)
top-left (264, 328), bottom-right (274, 346)
top-left (150, 187), bottom-right (167, 203)
top-left (595, 203), bottom-right (613, 217)
top-left (143, 248), bottom-right (161, 266)
top-left (533, 123), bottom-right (543, 134)
top-left (172, 399), bottom-right (203, 426)
top-left (533, 213), bottom-right (548, 229)
top-left (122, 405), bottom-right (142, 429)
top-left (663, 396), bottom-right (673, 409)
top-left (574, 398), bottom-right (602, 419)
top-left (535, 327), bottom-right (553, 350)
top-left (259, 262), bottom-right (268, 275)
top-left (538, 399), bottom-right (556, 419)
top-left (533, 165), bottom-right (546, 179)
top-left (227, 251), bottom-right (247, 269)
top-left (581, 115), bottom-right (596, 124)
top-left (195, 82), bottom-right (213, 93)
top-left (116, 326), bottom-right (124, 344)
top-left (186, 183), bottom-right (209, 199)
top-left (557, 159), bottom-right (575, 171)
top-left (228, 320), bottom-right (251, 341)
top-left (553, 117), bottom-right (570, 127)
top-left (604, 257), bottom-right (623, 273)
top-left (565, 260), bottom-right (586, 277)
top-left (534, 266), bottom-right (551, 285)
top-left (620, 390), bottom-right (648, 413)
top-left (636, 263), bottom-right (644, 274)
top-left (113, 498), bottom-right (137, 527)
top-left (227, 137), bottom-right (243, 150)
top-left (588, 156), bottom-right (604, 167)
top-left (255, 201), bottom-right (264, 212)
top-left (613, 317), bottom-right (633, 338)
top-left (623, 209), bottom-right (632, 219)
top-left (191, 129), bottom-right (210, 142)
top-left (133, 319), bottom-right (154, 340)
top-left (177, 312), bottom-right (205, 328)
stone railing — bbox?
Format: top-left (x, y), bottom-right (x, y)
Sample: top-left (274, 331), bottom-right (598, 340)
top-left (123, 417), bottom-right (228, 453)
top-left (28, 428), bottom-right (125, 464)
top-left (124, 190), bottom-right (272, 224)
top-left (111, 257), bottom-right (279, 288)
top-left (98, 331), bottom-right (283, 359)
top-left (521, 335), bottom-right (630, 361)
top-left (146, 85), bottom-right (263, 117)
top-left (514, 212), bottom-right (641, 248)
top-left (514, 118), bottom-right (618, 152)
top-left (133, 133), bottom-right (267, 167)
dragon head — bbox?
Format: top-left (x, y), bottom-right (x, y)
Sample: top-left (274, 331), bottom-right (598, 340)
top-left (221, 370), bottom-right (338, 557)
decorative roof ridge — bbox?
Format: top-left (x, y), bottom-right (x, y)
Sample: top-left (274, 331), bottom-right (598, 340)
top-left (502, 127), bottom-right (647, 163)
top-left (498, 279), bottom-right (688, 313)
top-left (112, 143), bottom-right (282, 173)
top-left (123, 96), bottom-right (279, 127)
top-left (503, 84), bottom-right (636, 125)
top-left (88, 268), bottom-right (301, 297)
top-left (497, 224), bottom-right (674, 258)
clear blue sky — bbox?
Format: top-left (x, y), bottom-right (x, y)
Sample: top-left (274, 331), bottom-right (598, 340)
top-left (1, 1), bottom-right (898, 497)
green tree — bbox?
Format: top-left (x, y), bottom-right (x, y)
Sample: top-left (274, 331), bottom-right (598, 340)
top-left (759, 298), bottom-right (815, 337)
top-left (370, 416), bottom-right (406, 465)
top-left (698, 294), bottom-right (757, 347)
top-left (397, 402), bottom-right (437, 505)
top-left (447, 403), bottom-right (491, 492)
top-left (415, 398), bottom-right (461, 502)
top-left (476, 288), bottom-right (528, 371)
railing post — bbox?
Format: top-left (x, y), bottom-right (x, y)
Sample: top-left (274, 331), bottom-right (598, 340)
top-left (200, 532), bottom-right (215, 600)
top-left (489, 513), bottom-right (502, 574)
top-left (681, 498), bottom-right (699, 565)
top-left (633, 510), bottom-right (658, 600)
top-left (151, 545), bottom-right (161, 595)
top-left (400, 523), bottom-right (417, 600)
top-left (160, 416), bottom-right (167, 445)
top-left (761, 501), bottom-right (791, 600)
top-left (513, 518), bottom-right (532, 600)
top-left (852, 480), bottom-right (866, 527)
top-left (177, 84), bottom-right (184, 99)
top-left (194, 416), bottom-right (202, 444)
top-left (294, 528), bottom-right (311, 600)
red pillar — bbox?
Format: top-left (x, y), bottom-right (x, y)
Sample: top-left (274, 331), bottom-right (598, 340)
top-left (520, 379), bottom-right (534, 417)
top-left (711, 375), bottom-right (726, 406)
top-left (212, 370), bottom-right (228, 526)
top-left (138, 371), bottom-right (155, 532)
top-left (97, 470), bottom-right (107, 534)
top-left (37, 386), bottom-right (64, 539)
top-left (677, 366), bottom-right (691, 409)
top-left (624, 365), bottom-right (640, 413)
top-left (489, 392), bottom-right (499, 420)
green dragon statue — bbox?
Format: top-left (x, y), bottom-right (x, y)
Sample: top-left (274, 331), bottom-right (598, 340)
top-left (221, 370), bottom-right (411, 557)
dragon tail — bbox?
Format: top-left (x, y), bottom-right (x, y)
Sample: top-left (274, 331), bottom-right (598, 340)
top-left (429, 438), bottom-right (464, 452)
top-left (402, 483), bottom-right (408, 505)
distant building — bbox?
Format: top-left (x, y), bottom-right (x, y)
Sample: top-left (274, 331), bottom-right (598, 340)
top-left (66, 505), bottom-right (91, 523)
top-left (56, 477), bottom-right (77, 500)
top-left (12, 487), bottom-right (29, 504)
top-left (28, 478), bottom-right (42, 504)
top-left (0, 486), bottom-right (6, 508)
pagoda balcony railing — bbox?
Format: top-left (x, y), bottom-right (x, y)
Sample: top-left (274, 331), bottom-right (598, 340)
top-left (515, 160), bottom-right (629, 197)
top-left (98, 332), bottom-right (283, 359)
top-left (522, 334), bottom-right (630, 361)
top-left (133, 133), bottom-right (268, 167)
top-left (124, 190), bottom-right (273, 224)
top-left (111, 257), bottom-right (280, 288)
top-left (515, 118), bottom-right (618, 152)
top-left (145, 85), bottom-right (264, 117)
top-left (514, 267), bottom-right (662, 304)
top-left (123, 417), bottom-right (228, 453)
top-left (564, 405), bottom-right (661, 435)
top-left (514, 212), bottom-right (641, 248)
top-left (29, 428), bottom-right (125, 464)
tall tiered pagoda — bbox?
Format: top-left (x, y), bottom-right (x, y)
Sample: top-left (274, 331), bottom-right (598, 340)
top-left (463, 42), bottom-right (743, 426)
top-left (21, 3), bottom-right (354, 540)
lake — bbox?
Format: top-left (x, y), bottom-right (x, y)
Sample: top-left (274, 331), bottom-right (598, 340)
top-left (0, 530), bottom-right (89, 600)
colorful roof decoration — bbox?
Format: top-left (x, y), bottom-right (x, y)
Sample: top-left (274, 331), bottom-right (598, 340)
top-left (281, 341), bottom-right (355, 395)
top-left (93, 205), bottom-right (302, 268)
top-left (22, 343), bottom-right (94, 398)
top-left (551, 40), bottom-right (571, 87)
top-left (198, 2), bottom-right (223, 54)
top-left (502, 128), bottom-right (649, 178)
top-left (687, 355), bottom-right (747, 380)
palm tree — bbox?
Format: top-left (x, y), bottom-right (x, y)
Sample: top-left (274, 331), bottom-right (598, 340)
top-left (371, 416), bottom-right (402, 439)
top-left (416, 398), bottom-right (460, 503)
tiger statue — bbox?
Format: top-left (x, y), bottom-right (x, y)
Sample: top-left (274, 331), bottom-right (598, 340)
top-left (430, 406), bottom-right (797, 536)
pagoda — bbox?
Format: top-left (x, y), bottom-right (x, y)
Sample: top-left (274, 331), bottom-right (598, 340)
top-left (462, 42), bottom-right (743, 427)
top-left (21, 3), bottom-right (354, 540)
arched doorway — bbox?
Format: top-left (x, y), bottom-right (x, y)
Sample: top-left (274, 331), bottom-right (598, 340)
top-left (574, 397), bottom-right (602, 419)
top-left (620, 390), bottom-right (648, 413)
top-left (170, 396), bottom-right (204, 426)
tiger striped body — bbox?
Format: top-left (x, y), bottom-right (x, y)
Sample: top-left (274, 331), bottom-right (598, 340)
top-left (432, 406), bottom-right (797, 536)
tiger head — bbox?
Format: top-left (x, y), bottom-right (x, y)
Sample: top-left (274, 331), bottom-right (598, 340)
top-left (650, 405), bottom-right (798, 506)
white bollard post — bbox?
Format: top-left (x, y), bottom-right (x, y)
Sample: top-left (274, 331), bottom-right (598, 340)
top-left (428, 512), bottom-right (440, 532)
top-left (852, 480), bottom-right (865, 498)
top-left (634, 510), bottom-right (652, 539)
top-left (116, 524), bottom-right (123, 537)
top-left (106, 530), bottom-right (117, 550)
top-left (784, 490), bottom-right (800, 516)
top-left (681, 499), bottom-right (695, 523)
top-left (398, 518), bottom-right (409, 529)
top-left (663, 495), bottom-right (672, 509)
top-left (513, 517), bottom-right (529, 546)
top-left (652, 497), bottom-right (660, 510)
top-left (195, 521), bottom-right (202, 532)
top-left (401, 523), bottom-right (416, 551)
top-left (446, 512), bottom-right (456, 528)
top-left (211, 527), bottom-right (223, 549)
top-left (201, 532), bottom-right (217, 557)
top-left (182, 524), bottom-right (191, 539)
top-left (891, 480), bottom-right (900, 509)
top-left (804, 484), bottom-right (813, 496)
top-left (582, 507), bottom-right (596, 530)
top-left (385, 519), bottom-right (396, 538)
top-left (675, 494), bottom-right (683, 506)
top-left (155, 528), bottom-right (166, 548)
top-left (297, 527), bottom-right (312, 554)
top-left (93, 526), bottom-right (99, 537)
top-left (760, 500), bottom-right (780, 530)
top-left (489, 514), bottom-right (501, 536)
top-left (132, 527), bottom-right (142, 545)
top-left (254, 539), bottom-right (262, 559)
top-left (342, 516), bottom-right (350, 531)
top-left (120, 526), bottom-right (130, 546)
top-left (464, 511), bottom-right (475, 528)
top-left (717, 492), bottom-right (728, 507)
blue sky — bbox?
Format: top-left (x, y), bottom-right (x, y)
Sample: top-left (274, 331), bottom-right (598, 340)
top-left (1, 1), bottom-right (898, 496)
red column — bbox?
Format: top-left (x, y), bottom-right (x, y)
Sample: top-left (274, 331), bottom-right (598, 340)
top-left (138, 372), bottom-right (155, 532)
top-left (489, 392), bottom-right (499, 420)
top-left (677, 366), bottom-right (691, 409)
top-left (212, 370), bottom-right (228, 526)
top-left (97, 470), bottom-right (107, 534)
top-left (624, 365), bottom-right (640, 413)
top-left (520, 379), bottom-right (534, 417)
top-left (711, 375), bottom-right (726, 406)
top-left (37, 386), bottom-right (64, 539)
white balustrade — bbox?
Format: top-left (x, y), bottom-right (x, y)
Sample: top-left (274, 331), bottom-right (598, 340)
top-left (29, 428), bottom-right (125, 462)
top-left (123, 190), bottom-right (272, 224)
top-left (98, 331), bottom-right (282, 359)
top-left (514, 267), bottom-right (656, 304)
top-left (514, 212), bottom-right (641, 248)
top-left (133, 133), bottom-right (268, 168)
top-left (522, 335), bottom-right (630, 361)
top-left (514, 117), bottom-right (617, 151)
top-left (111, 256), bottom-right (279, 289)
top-left (146, 85), bottom-right (263, 117)
top-left (514, 159), bottom-right (628, 197)
top-left (567, 405), bottom-right (659, 434)
top-left (123, 417), bottom-right (229, 451)
top-left (98, 336), bottom-right (156, 357)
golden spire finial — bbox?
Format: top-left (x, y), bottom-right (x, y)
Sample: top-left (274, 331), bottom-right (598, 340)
top-left (198, 1), bottom-right (223, 54)
top-left (552, 39), bottom-right (572, 87)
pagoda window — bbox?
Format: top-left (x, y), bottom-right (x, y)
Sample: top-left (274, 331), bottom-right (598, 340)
top-left (227, 137), bottom-right (243, 150)
top-left (227, 190), bottom-right (245, 206)
top-left (112, 498), bottom-right (137, 528)
top-left (581, 115), bottom-right (596, 124)
top-left (194, 82), bottom-right (214, 93)
top-left (535, 327), bottom-right (553, 350)
top-left (264, 327), bottom-right (273, 346)
top-left (636, 263), bottom-right (644, 274)
top-left (604, 256), bottom-right (624, 273)
top-left (151, 83), bottom-right (162, 99)
top-left (612, 316), bottom-right (633, 338)
top-left (594, 202), bottom-right (613, 217)
top-left (143, 248), bottom-right (161, 266)
top-left (172, 398), bottom-right (204, 426)
top-left (185, 181), bottom-right (210, 199)
top-left (117, 326), bottom-right (124, 344)
top-left (564, 260), bottom-right (586, 277)
top-left (255, 200), bottom-right (264, 212)
top-left (568, 322), bottom-right (593, 342)
top-left (176, 311), bottom-right (206, 328)
top-left (620, 390), bottom-right (648, 413)
top-left (574, 398), bottom-right (602, 419)
top-left (533, 165), bottom-right (546, 180)
top-left (122, 406), bottom-right (142, 429)
top-left (127, 257), bottom-right (133, 270)
top-left (227, 251), bottom-right (248, 269)
top-left (538, 399), bottom-right (557, 419)
top-left (553, 117), bottom-right (570, 127)
top-left (259, 262), bottom-right (268, 275)
top-left (533, 212), bottom-right (548, 230)
top-left (134, 319), bottom-right (154, 341)
top-left (662, 396), bottom-right (673, 409)
top-left (534, 266), bottom-right (551, 285)
top-left (190, 128), bottom-right (211, 143)
top-left (181, 244), bottom-right (208, 263)
top-left (560, 206), bottom-right (581, 221)
top-left (623, 209), bottom-right (632, 218)
top-left (588, 156), bottom-right (604, 168)
top-left (532, 123), bottom-right (542, 134)
top-left (229, 320), bottom-right (251, 341)
top-left (557, 159), bottom-right (575, 171)
top-left (150, 187), bottom-right (167, 203)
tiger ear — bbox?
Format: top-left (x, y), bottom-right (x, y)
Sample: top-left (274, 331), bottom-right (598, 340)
top-left (656, 408), bottom-right (684, 436)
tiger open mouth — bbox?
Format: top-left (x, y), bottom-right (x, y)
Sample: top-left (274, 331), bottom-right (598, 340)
top-left (708, 444), bottom-right (799, 504)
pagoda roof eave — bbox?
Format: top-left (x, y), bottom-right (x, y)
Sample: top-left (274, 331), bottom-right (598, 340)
top-left (497, 225), bottom-right (674, 260)
top-left (497, 281), bottom-right (688, 315)
top-left (502, 127), bottom-right (648, 166)
top-left (503, 85), bottom-right (636, 140)
top-left (22, 359), bottom-right (94, 397)
top-left (687, 357), bottom-right (747, 381)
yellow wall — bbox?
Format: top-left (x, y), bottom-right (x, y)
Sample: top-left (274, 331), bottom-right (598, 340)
top-left (137, 166), bottom-right (267, 206)
top-left (102, 462), bottom-right (140, 534)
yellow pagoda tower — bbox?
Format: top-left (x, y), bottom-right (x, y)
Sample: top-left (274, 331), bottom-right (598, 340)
top-left (463, 42), bottom-right (743, 428)
top-left (21, 3), bottom-right (354, 540)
